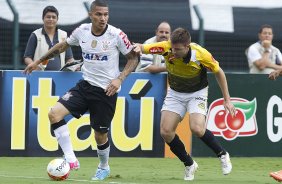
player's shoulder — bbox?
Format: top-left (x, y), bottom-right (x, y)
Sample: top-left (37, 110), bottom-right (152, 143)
top-left (190, 42), bottom-right (208, 54)
top-left (106, 24), bottom-right (123, 35)
top-left (190, 42), bottom-right (203, 49)
top-left (77, 23), bottom-right (91, 31)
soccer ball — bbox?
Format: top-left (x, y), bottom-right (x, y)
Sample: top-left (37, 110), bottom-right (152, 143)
top-left (47, 158), bottom-right (70, 181)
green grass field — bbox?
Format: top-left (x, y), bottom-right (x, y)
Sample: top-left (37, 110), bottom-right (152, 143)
top-left (0, 157), bottom-right (280, 184)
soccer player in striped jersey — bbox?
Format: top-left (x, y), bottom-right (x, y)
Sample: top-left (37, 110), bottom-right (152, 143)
top-left (24, 0), bottom-right (138, 181)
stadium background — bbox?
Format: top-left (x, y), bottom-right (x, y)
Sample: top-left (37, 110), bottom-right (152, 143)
top-left (1, 2), bottom-right (282, 183)
top-left (0, 0), bottom-right (282, 157)
top-left (1, 0), bottom-right (282, 71)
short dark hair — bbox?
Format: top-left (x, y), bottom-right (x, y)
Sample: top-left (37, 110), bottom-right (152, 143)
top-left (42, 6), bottom-right (59, 19)
top-left (90, 0), bottom-right (108, 11)
top-left (171, 27), bottom-right (191, 45)
top-left (259, 24), bottom-right (273, 33)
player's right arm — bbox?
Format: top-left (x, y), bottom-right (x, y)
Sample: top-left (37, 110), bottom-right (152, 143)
top-left (23, 41), bottom-right (70, 74)
top-left (133, 41), bottom-right (170, 55)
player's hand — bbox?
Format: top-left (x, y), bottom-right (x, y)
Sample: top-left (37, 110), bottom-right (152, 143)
top-left (224, 100), bottom-right (236, 118)
top-left (105, 78), bottom-right (122, 96)
top-left (132, 43), bottom-right (142, 56)
top-left (23, 62), bottom-right (39, 74)
top-left (269, 70), bottom-right (280, 80)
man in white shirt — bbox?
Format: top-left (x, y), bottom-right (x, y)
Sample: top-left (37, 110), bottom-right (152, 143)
top-left (135, 21), bottom-right (171, 73)
top-left (246, 24), bottom-right (282, 74)
top-left (24, 0), bottom-right (138, 181)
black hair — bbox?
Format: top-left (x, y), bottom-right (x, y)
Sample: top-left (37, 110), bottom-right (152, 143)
top-left (90, 0), bottom-right (108, 11)
top-left (42, 6), bottom-right (59, 19)
top-left (259, 24), bottom-right (273, 34)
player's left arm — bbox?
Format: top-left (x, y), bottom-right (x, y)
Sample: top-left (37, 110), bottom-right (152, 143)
top-left (198, 48), bottom-right (236, 117)
top-left (119, 50), bottom-right (139, 81)
top-left (135, 41), bottom-right (170, 55)
top-left (214, 67), bottom-right (236, 117)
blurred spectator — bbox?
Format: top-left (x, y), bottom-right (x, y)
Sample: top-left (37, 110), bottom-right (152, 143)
top-left (23, 6), bottom-right (74, 71)
top-left (246, 24), bottom-right (282, 74)
top-left (135, 21), bottom-right (171, 73)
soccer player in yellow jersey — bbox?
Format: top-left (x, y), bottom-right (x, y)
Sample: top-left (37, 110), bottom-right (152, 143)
top-left (134, 28), bottom-right (236, 181)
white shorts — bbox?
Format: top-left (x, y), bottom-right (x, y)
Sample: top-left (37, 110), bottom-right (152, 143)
top-left (161, 87), bottom-right (208, 119)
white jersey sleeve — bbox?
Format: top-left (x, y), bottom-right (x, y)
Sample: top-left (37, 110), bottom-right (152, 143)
top-left (66, 24), bottom-right (88, 46)
top-left (116, 29), bottom-right (133, 56)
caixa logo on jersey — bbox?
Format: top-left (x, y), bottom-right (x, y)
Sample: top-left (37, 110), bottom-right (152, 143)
top-left (206, 98), bottom-right (258, 141)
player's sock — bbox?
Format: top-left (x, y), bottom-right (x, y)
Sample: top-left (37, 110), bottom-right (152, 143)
top-left (52, 120), bottom-right (76, 162)
top-left (200, 129), bottom-right (226, 157)
top-left (168, 134), bottom-right (193, 166)
top-left (97, 139), bottom-right (110, 169)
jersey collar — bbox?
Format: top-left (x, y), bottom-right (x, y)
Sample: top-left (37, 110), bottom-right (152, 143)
top-left (91, 24), bottom-right (108, 37)
top-left (182, 46), bottom-right (192, 64)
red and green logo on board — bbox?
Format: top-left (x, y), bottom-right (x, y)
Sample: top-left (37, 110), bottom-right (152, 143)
top-left (206, 98), bottom-right (257, 140)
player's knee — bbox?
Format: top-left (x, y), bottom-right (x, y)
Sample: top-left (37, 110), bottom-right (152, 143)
top-left (160, 127), bottom-right (172, 140)
top-left (48, 108), bottom-right (61, 123)
top-left (190, 124), bottom-right (205, 137)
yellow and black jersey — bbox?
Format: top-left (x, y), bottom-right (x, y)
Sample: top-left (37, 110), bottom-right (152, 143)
top-left (143, 41), bottom-right (220, 93)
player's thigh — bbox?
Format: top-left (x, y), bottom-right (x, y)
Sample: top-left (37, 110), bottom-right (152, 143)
top-left (58, 80), bottom-right (89, 118)
top-left (161, 88), bottom-right (187, 119)
top-left (89, 93), bottom-right (117, 133)
top-left (189, 113), bottom-right (206, 131)
top-left (187, 87), bottom-right (208, 115)
top-left (49, 102), bottom-right (70, 122)
top-left (160, 110), bottom-right (181, 133)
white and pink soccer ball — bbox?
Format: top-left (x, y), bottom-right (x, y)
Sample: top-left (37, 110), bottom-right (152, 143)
top-left (47, 158), bottom-right (70, 181)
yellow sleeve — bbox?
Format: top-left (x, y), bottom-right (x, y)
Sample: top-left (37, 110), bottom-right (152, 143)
top-left (143, 41), bottom-right (170, 55)
top-left (198, 48), bottom-right (220, 73)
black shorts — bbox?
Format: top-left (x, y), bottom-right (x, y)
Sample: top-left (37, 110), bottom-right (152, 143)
top-left (58, 80), bottom-right (117, 133)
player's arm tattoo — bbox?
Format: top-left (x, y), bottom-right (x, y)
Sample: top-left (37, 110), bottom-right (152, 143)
top-left (118, 50), bottom-right (139, 82)
top-left (39, 41), bottom-right (70, 63)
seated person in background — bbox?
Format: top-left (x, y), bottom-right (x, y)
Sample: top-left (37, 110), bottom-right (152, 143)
top-left (135, 21), bottom-right (171, 73)
top-left (246, 24), bottom-right (282, 74)
top-left (24, 6), bottom-right (74, 71)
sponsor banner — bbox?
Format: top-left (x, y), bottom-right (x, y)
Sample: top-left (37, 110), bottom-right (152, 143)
top-left (207, 98), bottom-right (257, 141)
top-left (192, 74), bottom-right (282, 157)
top-left (0, 71), bottom-right (167, 157)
